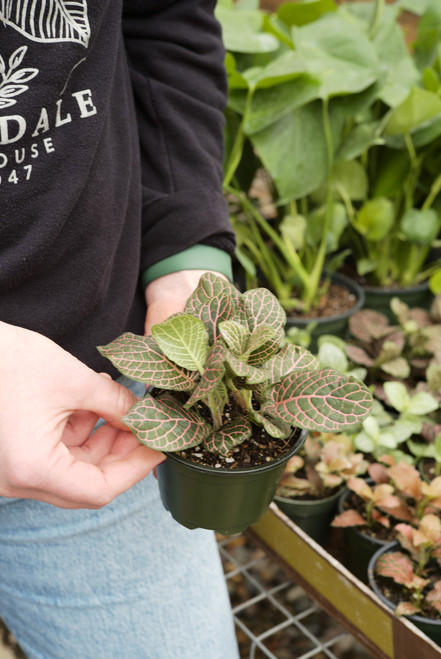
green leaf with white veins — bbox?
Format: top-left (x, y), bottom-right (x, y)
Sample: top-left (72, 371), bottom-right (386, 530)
top-left (218, 320), bottom-right (249, 356)
top-left (184, 343), bottom-right (226, 408)
top-left (152, 315), bottom-right (208, 372)
top-left (97, 332), bottom-right (197, 390)
top-left (123, 393), bottom-right (211, 451)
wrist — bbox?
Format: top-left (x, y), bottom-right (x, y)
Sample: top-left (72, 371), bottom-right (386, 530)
top-left (141, 245), bottom-right (233, 290)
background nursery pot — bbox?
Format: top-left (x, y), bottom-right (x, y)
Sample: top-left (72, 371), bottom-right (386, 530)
top-left (157, 428), bottom-right (307, 535)
top-left (368, 541), bottom-right (441, 647)
top-left (99, 273), bottom-right (373, 534)
top-left (274, 431), bottom-right (368, 545)
top-left (285, 273), bottom-right (365, 352)
top-left (361, 280), bottom-right (433, 322)
top-left (275, 486), bottom-right (343, 546)
top-left (334, 484), bottom-right (390, 583)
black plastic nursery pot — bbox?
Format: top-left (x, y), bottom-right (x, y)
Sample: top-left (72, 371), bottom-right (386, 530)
top-left (286, 273), bottom-right (365, 352)
top-left (156, 429), bottom-right (307, 535)
top-left (274, 486), bottom-right (344, 547)
top-left (362, 280), bottom-right (433, 321)
top-left (368, 542), bottom-right (441, 648)
top-left (337, 485), bottom-right (389, 584)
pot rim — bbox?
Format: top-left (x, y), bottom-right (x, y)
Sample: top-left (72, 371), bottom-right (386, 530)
top-left (285, 272), bottom-right (365, 327)
top-left (362, 279), bottom-right (430, 295)
top-left (165, 427), bottom-right (307, 476)
top-left (275, 484), bottom-right (346, 506)
top-left (337, 481), bottom-right (391, 547)
top-left (368, 540), bottom-right (441, 626)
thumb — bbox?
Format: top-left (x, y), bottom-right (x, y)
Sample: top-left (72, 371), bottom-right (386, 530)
top-left (75, 370), bottom-right (138, 429)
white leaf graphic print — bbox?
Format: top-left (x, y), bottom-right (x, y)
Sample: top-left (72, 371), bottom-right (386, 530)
top-left (0, 45), bottom-right (38, 108)
top-left (0, 0), bottom-right (90, 46)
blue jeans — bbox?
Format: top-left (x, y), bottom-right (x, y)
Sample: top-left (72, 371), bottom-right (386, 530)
top-left (0, 378), bottom-right (239, 659)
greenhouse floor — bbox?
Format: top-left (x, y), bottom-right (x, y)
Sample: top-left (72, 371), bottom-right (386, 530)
top-left (218, 532), bottom-right (375, 659)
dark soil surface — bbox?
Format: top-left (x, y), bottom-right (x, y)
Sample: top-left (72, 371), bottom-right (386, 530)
top-left (176, 427), bottom-right (302, 470)
top-left (372, 562), bottom-right (441, 620)
top-left (338, 489), bottom-right (397, 543)
top-left (286, 281), bottom-right (358, 320)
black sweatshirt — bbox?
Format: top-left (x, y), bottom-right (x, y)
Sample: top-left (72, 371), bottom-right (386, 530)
top-left (0, 0), bottom-right (235, 374)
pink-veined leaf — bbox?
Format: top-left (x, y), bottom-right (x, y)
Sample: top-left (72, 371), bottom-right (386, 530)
top-left (185, 272), bottom-right (241, 312)
top-left (331, 509), bottom-right (366, 527)
top-left (387, 462), bottom-right (422, 500)
top-left (240, 287), bottom-right (286, 342)
top-left (347, 476), bottom-right (374, 500)
top-left (203, 416), bottom-right (252, 456)
top-left (262, 368), bottom-right (373, 432)
top-left (395, 602), bottom-right (420, 616)
top-left (199, 294), bottom-right (236, 343)
top-left (218, 319), bottom-right (249, 355)
top-left (184, 273), bottom-right (240, 341)
top-left (371, 509), bottom-right (391, 528)
top-left (225, 350), bottom-right (267, 385)
top-left (345, 344), bottom-right (375, 367)
top-left (266, 344), bottom-right (320, 384)
top-left (246, 325), bottom-right (277, 356)
top-left (419, 513), bottom-right (441, 545)
top-left (427, 582), bottom-right (441, 614)
top-left (98, 332), bottom-right (197, 390)
top-left (422, 476), bottom-right (441, 501)
top-left (123, 393), bottom-right (210, 451)
top-left (375, 552), bottom-right (415, 585)
top-left (261, 415), bottom-right (292, 439)
top-left (248, 336), bottom-right (282, 366)
top-left (184, 343), bottom-right (226, 407)
top-left (248, 409), bottom-right (292, 439)
top-left (349, 309), bottom-right (396, 341)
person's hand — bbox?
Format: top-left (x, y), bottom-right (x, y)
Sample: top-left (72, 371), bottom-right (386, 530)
top-left (0, 322), bottom-right (165, 508)
top-left (144, 269), bottom-right (227, 335)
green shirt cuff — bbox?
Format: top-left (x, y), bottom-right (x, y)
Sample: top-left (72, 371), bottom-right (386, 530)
top-left (141, 245), bottom-right (233, 289)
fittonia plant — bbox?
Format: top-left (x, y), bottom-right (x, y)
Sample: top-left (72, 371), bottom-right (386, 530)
top-left (99, 274), bottom-right (373, 456)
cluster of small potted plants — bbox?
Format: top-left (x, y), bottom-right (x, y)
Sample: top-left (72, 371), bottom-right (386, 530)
top-left (273, 292), bottom-right (441, 643)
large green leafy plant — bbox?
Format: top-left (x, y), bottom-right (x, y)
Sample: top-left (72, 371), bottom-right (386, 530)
top-left (219, 0), bottom-right (441, 307)
top-left (99, 274), bottom-right (372, 456)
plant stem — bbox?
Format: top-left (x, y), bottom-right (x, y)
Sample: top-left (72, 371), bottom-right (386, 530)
top-left (368, 0), bottom-right (385, 38)
top-left (304, 98), bottom-right (334, 309)
top-left (226, 185), bottom-right (311, 293)
top-left (422, 171), bottom-right (441, 211)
